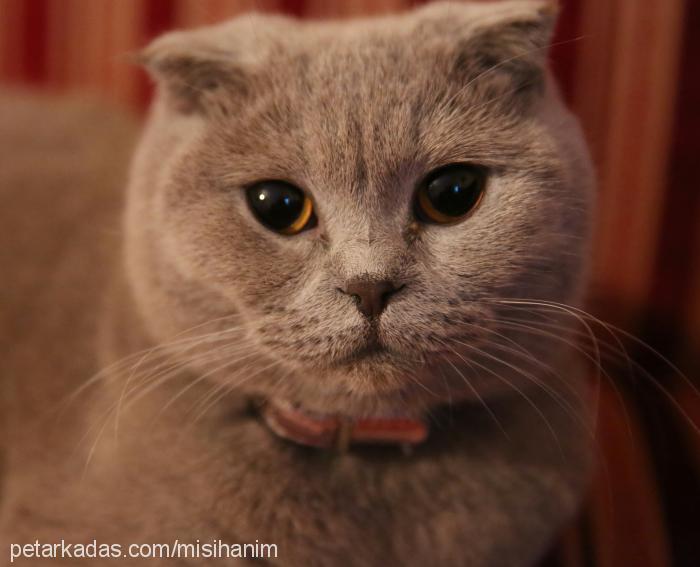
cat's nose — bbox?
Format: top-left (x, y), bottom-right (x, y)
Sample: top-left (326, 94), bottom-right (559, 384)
top-left (341, 279), bottom-right (401, 319)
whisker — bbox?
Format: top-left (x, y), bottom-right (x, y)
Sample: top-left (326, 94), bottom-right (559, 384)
top-left (189, 358), bottom-right (282, 424)
top-left (112, 332), bottom-right (250, 438)
top-left (78, 341), bottom-right (258, 473)
top-left (449, 336), bottom-right (593, 446)
top-left (432, 340), bottom-right (509, 440)
top-left (483, 317), bottom-right (632, 439)
top-left (59, 314), bottom-right (245, 415)
top-left (487, 298), bottom-right (700, 436)
top-left (149, 346), bottom-right (262, 423)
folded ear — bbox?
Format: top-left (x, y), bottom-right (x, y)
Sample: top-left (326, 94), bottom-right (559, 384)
top-left (420, 1), bottom-right (558, 109)
top-left (458, 1), bottom-right (557, 90)
top-left (139, 30), bottom-right (250, 116)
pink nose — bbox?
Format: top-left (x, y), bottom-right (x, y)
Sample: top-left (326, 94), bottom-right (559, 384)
top-left (342, 279), bottom-right (400, 319)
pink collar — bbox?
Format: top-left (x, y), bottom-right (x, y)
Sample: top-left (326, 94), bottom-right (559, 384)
top-left (260, 400), bottom-right (429, 451)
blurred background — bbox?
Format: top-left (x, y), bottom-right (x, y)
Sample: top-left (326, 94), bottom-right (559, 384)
top-left (0, 0), bottom-right (697, 565)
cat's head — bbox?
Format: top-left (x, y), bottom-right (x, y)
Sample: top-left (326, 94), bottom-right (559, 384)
top-left (125, 1), bottom-right (594, 418)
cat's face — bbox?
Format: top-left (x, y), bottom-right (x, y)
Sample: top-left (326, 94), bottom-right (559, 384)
top-left (126, 1), bottom-right (594, 417)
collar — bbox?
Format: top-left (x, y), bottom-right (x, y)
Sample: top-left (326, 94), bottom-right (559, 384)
top-left (260, 399), bottom-right (429, 452)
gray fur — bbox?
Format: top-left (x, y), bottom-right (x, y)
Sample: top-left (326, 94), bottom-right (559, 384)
top-left (0, 2), bottom-right (596, 565)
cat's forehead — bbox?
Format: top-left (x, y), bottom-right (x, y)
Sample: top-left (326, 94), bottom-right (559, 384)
top-left (150, 2), bottom-right (554, 210)
top-left (215, 53), bottom-right (440, 219)
top-left (216, 39), bottom-right (534, 209)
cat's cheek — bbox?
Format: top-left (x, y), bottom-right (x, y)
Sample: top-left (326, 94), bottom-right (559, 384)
top-left (159, 193), bottom-right (298, 290)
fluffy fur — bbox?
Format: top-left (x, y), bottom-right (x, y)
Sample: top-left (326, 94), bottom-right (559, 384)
top-left (0, 2), bottom-right (596, 565)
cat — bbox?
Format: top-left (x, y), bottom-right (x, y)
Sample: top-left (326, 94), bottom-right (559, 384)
top-left (0, 1), bottom-right (597, 565)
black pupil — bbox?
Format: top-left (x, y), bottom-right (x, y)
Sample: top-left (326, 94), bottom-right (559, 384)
top-left (426, 166), bottom-right (483, 217)
top-left (247, 182), bottom-right (305, 231)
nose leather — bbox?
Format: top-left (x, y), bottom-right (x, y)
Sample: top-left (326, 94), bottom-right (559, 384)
top-left (342, 279), bottom-right (399, 319)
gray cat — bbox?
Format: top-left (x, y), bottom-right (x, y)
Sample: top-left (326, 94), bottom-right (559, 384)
top-left (0, 1), bottom-right (596, 565)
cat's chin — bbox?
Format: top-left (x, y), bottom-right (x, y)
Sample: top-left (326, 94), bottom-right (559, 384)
top-left (274, 346), bottom-right (526, 419)
top-left (329, 343), bottom-right (397, 368)
top-left (251, 337), bottom-right (520, 418)
top-left (269, 360), bottom-right (440, 420)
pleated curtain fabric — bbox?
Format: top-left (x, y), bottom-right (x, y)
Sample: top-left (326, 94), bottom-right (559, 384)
top-left (0, 1), bottom-right (698, 566)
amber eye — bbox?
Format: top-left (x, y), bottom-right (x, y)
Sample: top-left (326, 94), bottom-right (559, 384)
top-left (415, 164), bottom-right (487, 224)
top-left (246, 181), bottom-right (316, 235)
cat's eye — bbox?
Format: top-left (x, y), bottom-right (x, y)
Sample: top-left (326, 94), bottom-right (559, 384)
top-left (415, 164), bottom-right (487, 224)
top-left (246, 181), bottom-right (315, 235)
